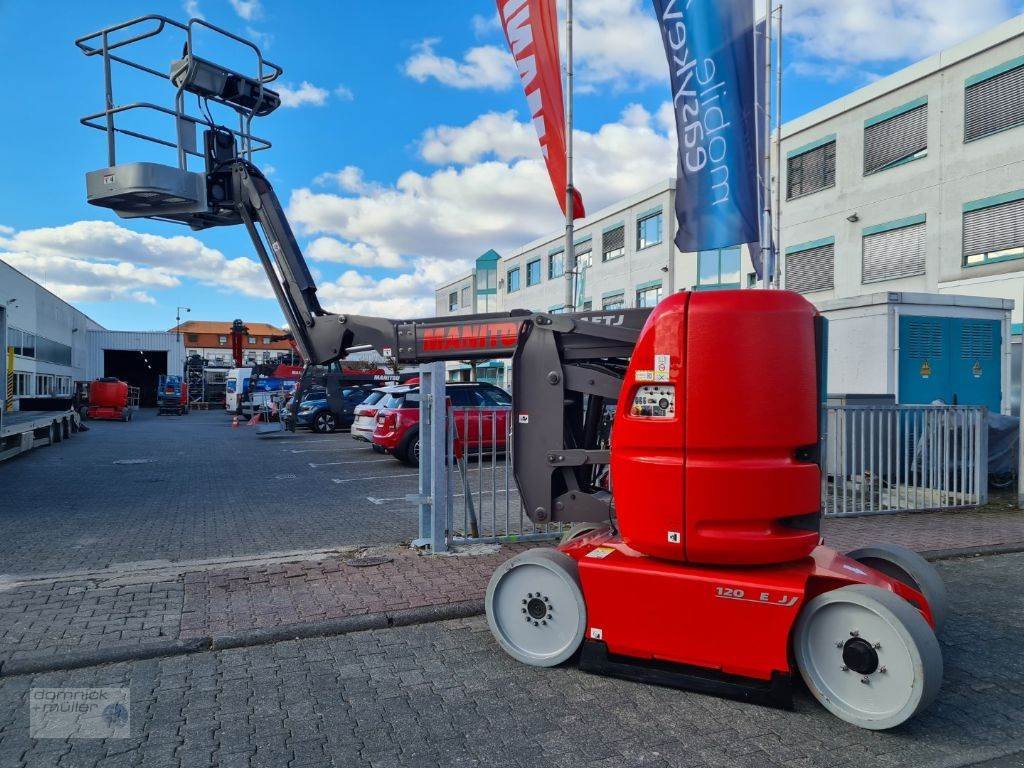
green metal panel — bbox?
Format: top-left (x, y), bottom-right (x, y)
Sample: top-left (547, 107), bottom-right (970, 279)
top-left (636, 206), bottom-right (663, 220)
top-left (602, 289), bottom-right (625, 299)
top-left (786, 236), bottom-right (835, 255)
top-left (601, 221), bottom-right (625, 233)
top-left (786, 133), bottom-right (836, 160)
top-left (963, 188), bottom-right (1024, 213)
top-left (965, 54), bottom-right (1024, 87)
top-left (635, 279), bottom-right (663, 291)
top-left (863, 213), bottom-right (927, 237)
top-left (864, 96), bottom-right (928, 128)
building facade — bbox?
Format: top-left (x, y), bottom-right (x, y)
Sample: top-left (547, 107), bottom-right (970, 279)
top-left (1, 259), bottom-right (103, 405)
top-left (168, 320), bottom-right (297, 367)
top-left (778, 16), bottom-right (1024, 318)
top-left (433, 16), bottom-right (1024, 392)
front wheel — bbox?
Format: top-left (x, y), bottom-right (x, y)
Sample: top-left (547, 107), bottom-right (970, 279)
top-left (397, 428), bottom-right (420, 466)
top-left (793, 584), bottom-right (942, 730)
top-left (313, 411), bottom-right (337, 434)
top-left (485, 549), bottom-right (587, 668)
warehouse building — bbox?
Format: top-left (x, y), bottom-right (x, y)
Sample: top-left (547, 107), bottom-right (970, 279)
top-left (433, 16), bottom-right (1024, 402)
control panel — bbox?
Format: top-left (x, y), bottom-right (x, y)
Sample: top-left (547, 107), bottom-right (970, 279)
top-left (630, 385), bottom-right (676, 418)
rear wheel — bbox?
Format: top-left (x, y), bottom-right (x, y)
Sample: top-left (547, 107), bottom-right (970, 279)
top-left (397, 428), bottom-right (420, 466)
top-left (485, 549), bottom-right (587, 667)
top-left (560, 522), bottom-right (609, 545)
top-left (793, 584), bottom-right (942, 730)
top-left (846, 544), bottom-right (948, 633)
top-left (313, 411), bottom-right (337, 434)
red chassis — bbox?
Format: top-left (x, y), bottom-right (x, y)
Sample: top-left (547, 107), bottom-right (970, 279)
top-left (561, 530), bottom-right (934, 698)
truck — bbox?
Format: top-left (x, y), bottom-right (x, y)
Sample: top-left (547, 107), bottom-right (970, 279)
top-left (223, 367), bottom-right (252, 414)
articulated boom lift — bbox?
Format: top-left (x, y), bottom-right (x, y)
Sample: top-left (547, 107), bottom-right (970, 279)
top-left (78, 16), bottom-right (948, 730)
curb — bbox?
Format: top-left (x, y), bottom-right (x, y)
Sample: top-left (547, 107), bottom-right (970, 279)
top-left (921, 543), bottom-right (1024, 561)
top-left (0, 601), bottom-right (485, 679)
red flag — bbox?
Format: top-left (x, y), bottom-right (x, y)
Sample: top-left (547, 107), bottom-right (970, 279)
top-left (497, 0), bottom-right (585, 219)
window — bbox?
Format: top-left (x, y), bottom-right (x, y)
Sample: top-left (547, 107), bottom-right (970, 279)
top-left (864, 99), bottom-right (927, 175)
top-left (460, 286), bottom-right (471, 307)
top-left (862, 215), bottom-right (926, 283)
top-left (785, 239), bottom-right (835, 294)
top-left (247, 336), bottom-right (256, 344)
top-left (506, 267), bottom-right (521, 293)
top-left (13, 372), bottom-right (32, 396)
top-left (187, 333), bottom-right (199, 342)
top-left (448, 292), bottom-right (459, 311)
top-left (636, 210), bottom-right (663, 250)
top-left (697, 247), bottom-right (742, 289)
top-left (526, 259), bottom-right (542, 286)
top-left (549, 305), bottom-right (566, 314)
top-left (549, 250), bottom-right (564, 279)
top-left (787, 138), bottom-right (836, 200)
top-left (582, 300), bottom-right (593, 311)
top-left (219, 336), bottom-right (227, 344)
top-left (963, 191), bottom-right (1024, 266)
top-left (8, 328), bottom-right (35, 358)
top-left (263, 337), bottom-right (271, 344)
top-left (635, 282), bottom-right (663, 308)
top-left (965, 57), bottom-right (1024, 143)
top-left (575, 241), bottom-right (593, 271)
top-left (747, 272), bottom-right (759, 288)
top-left (602, 225), bottom-right (625, 261)
top-left (446, 387), bottom-right (483, 407)
top-left (475, 268), bottom-right (496, 292)
top-left (602, 292), bottom-right (625, 310)
top-left (36, 374), bottom-right (54, 396)
top-left (34, 336), bottom-right (72, 366)
top-left (480, 387), bottom-right (512, 407)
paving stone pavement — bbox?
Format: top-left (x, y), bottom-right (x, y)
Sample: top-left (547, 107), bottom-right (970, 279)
top-left (0, 410), bottom-right (422, 576)
top-left (4, 501), bottom-right (1024, 672)
top-left (1, 552), bottom-right (1023, 768)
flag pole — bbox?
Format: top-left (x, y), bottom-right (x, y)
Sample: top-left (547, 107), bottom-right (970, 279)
top-left (760, 0), bottom-right (773, 289)
top-left (563, 0), bottom-right (576, 312)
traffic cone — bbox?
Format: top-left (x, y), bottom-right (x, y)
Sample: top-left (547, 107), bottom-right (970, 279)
top-left (232, 415), bottom-right (240, 428)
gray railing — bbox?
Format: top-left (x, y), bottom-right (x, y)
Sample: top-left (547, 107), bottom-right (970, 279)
top-left (823, 404), bottom-right (988, 517)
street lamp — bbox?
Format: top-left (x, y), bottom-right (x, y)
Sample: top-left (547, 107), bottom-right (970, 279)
top-left (175, 307), bottom-right (191, 340)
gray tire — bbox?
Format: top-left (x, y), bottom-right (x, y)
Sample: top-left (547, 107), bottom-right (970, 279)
top-left (485, 548), bottom-right (586, 668)
top-left (846, 544), bottom-right (948, 633)
top-left (793, 584), bottom-right (943, 730)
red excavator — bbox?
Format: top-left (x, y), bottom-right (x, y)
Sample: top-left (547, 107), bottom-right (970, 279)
top-left (77, 15), bottom-right (946, 729)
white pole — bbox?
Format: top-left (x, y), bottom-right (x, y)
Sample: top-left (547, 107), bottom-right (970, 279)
top-left (760, 0), bottom-right (773, 289)
top-left (563, 0), bottom-right (576, 312)
top-left (774, 4), bottom-right (784, 289)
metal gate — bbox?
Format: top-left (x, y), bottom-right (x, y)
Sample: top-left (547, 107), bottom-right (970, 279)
top-left (823, 404), bottom-right (989, 516)
top-left (411, 363), bottom-right (563, 552)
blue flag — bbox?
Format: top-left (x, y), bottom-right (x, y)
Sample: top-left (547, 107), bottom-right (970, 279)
top-left (652, 0), bottom-right (760, 252)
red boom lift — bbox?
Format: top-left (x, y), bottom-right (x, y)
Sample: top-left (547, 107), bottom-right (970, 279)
top-left (78, 15), bottom-right (946, 729)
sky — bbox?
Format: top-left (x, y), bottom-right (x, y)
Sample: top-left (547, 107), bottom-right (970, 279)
top-left (1, 0), bottom-right (1022, 331)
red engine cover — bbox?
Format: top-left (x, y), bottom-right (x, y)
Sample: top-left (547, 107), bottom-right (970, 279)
top-left (611, 290), bottom-right (821, 566)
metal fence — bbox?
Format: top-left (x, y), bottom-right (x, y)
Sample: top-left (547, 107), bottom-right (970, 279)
top-left (823, 404), bottom-right (988, 516)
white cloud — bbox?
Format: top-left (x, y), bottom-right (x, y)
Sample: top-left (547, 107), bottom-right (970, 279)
top-left (288, 104), bottom-right (674, 265)
top-left (0, 224), bottom-right (13, 235)
top-left (419, 111), bottom-right (539, 165)
top-left (245, 26), bottom-right (273, 51)
top-left (316, 257), bottom-right (472, 318)
top-left (403, 38), bottom-right (516, 90)
top-left (785, 0), bottom-right (1019, 65)
top-left (229, 0), bottom-right (262, 21)
top-left (276, 81), bottom-right (330, 108)
top-left (334, 84), bottom-right (355, 101)
top-left (472, 12), bottom-right (501, 38)
top-left (0, 220), bottom-right (271, 305)
top-left (306, 237), bottom-right (403, 269)
top-left (183, 0), bottom-right (204, 20)
top-left (314, 166), bottom-right (382, 195)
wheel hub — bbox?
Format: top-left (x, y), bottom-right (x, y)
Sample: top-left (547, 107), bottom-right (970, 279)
top-left (842, 637), bottom-right (879, 675)
top-left (526, 596), bottom-right (548, 620)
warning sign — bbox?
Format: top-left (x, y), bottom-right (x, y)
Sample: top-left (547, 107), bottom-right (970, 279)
top-left (920, 360), bottom-right (932, 379)
top-left (972, 361), bottom-right (982, 378)
top-left (654, 354), bottom-right (670, 382)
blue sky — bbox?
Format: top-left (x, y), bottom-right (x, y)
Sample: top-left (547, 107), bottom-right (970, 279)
top-left (1, 0), bottom-right (1021, 331)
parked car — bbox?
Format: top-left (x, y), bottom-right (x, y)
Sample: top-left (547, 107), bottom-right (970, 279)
top-left (371, 381), bottom-right (512, 466)
top-left (351, 386), bottom-right (396, 452)
top-left (294, 383), bottom-right (376, 433)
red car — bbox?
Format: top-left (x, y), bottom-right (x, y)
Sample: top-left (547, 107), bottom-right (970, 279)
top-left (371, 381), bottom-right (512, 465)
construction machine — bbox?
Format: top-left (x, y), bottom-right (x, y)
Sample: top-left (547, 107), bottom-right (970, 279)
top-left (77, 15), bottom-right (946, 729)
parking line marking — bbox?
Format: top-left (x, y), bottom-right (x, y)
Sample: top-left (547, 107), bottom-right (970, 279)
top-left (308, 459), bottom-right (391, 468)
top-left (331, 473), bottom-right (417, 484)
top-left (286, 447), bottom-right (367, 453)
top-left (366, 489), bottom-right (515, 504)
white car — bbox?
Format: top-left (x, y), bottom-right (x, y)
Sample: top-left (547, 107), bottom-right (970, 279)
top-left (351, 387), bottom-right (394, 448)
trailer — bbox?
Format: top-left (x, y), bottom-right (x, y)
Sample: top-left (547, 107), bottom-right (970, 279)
top-left (0, 408), bottom-right (81, 463)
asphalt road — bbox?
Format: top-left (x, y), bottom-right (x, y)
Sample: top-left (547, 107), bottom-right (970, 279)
top-left (0, 410), bottom-right (429, 576)
top-left (1, 551), bottom-right (1023, 768)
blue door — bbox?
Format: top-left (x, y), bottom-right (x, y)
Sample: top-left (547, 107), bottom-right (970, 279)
top-left (899, 316), bottom-right (1000, 410)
